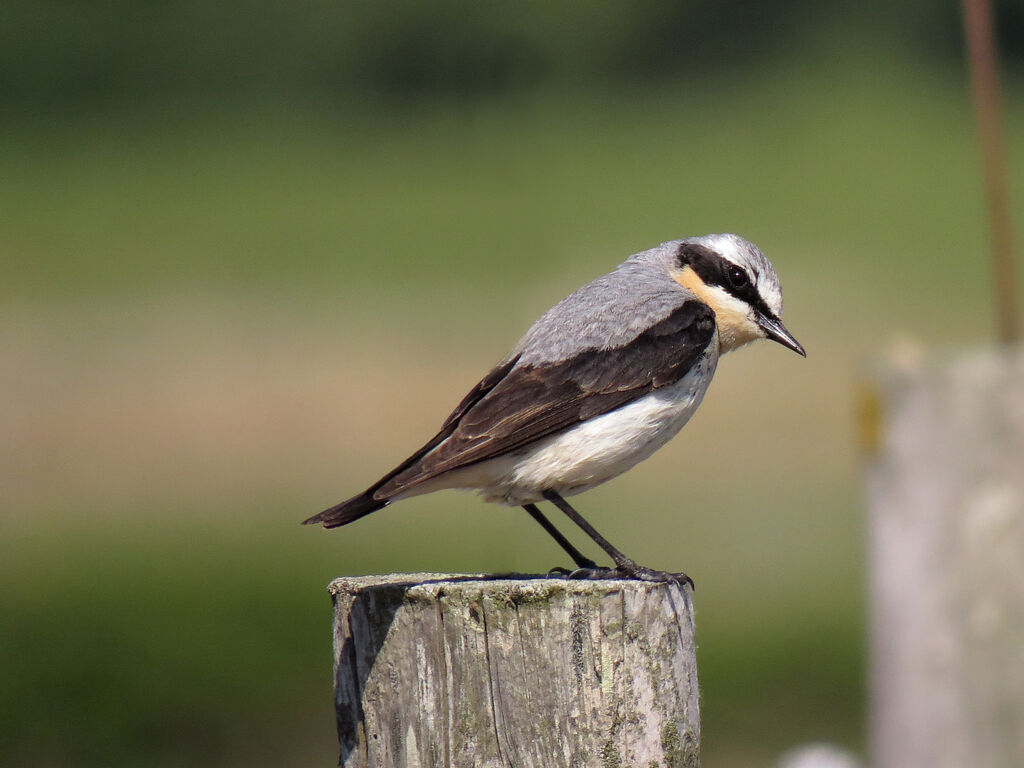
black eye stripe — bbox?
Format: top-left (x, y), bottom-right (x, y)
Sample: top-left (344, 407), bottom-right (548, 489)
top-left (677, 243), bottom-right (777, 321)
top-left (676, 243), bottom-right (741, 292)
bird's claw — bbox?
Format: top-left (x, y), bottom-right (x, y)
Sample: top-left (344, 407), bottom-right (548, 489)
top-left (548, 561), bottom-right (693, 590)
top-left (611, 559), bottom-right (695, 590)
top-left (547, 565), bottom-right (615, 579)
top-left (568, 565), bottom-right (617, 580)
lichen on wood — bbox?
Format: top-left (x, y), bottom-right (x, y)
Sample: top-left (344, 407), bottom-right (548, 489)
top-left (329, 573), bottom-right (699, 768)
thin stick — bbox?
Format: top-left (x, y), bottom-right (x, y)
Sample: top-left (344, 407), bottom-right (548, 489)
top-left (963, 0), bottom-right (1020, 343)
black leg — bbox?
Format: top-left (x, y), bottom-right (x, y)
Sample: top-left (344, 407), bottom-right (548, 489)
top-left (541, 491), bottom-right (632, 567)
top-left (542, 490), bottom-right (694, 589)
top-left (522, 503), bottom-right (597, 570)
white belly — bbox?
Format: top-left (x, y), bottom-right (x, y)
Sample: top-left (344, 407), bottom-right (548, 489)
top-left (418, 348), bottom-right (718, 506)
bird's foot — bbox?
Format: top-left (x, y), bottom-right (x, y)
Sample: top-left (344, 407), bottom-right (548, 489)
top-left (547, 563), bottom-right (608, 579)
top-left (611, 559), bottom-right (695, 590)
top-left (567, 565), bottom-right (618, 580)
top-left (548, 560), bottom-right (693, 589)
top-left (546, 551), bottom-right (600, 578)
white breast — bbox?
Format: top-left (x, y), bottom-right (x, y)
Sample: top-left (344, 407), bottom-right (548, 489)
top-left (417, 344), bottom-right (719, 506)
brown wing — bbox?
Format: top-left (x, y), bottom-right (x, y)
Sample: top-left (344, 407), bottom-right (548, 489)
top-left (356, 352), bottom-right (519, 493)
top-left (301, 353), bottom-right (521, 528)
top-left (376, 300), bottom-right (715, 498)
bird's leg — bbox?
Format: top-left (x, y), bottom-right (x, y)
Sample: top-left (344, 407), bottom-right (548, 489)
top-left (522, 503), bottom-right (598, 571)
top-left (542, 490), bottom-right (694, 589)
top-left (541, 491), bottom-right (632, 566)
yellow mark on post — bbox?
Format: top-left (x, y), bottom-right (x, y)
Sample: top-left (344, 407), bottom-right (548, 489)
top-left (856, 380), bottom-right (884, 457)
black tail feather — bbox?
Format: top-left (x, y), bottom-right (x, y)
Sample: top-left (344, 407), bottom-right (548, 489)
top-left (305, 355), bottom-right (521, 531)
top-left (302, 491), bottom-right (389, 529)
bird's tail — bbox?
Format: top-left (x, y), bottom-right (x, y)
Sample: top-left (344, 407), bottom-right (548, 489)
top-left (302, 490), bottom-right (389, 529)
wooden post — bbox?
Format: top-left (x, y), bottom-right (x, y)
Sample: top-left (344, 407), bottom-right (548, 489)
top-left (328, 573), bottom-right (699, 768)
top-left (864, 345), bottom-right (1024, 768)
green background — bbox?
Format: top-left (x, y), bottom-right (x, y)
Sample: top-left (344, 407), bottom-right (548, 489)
top-left (3, 2), bottom-right (1023, 766)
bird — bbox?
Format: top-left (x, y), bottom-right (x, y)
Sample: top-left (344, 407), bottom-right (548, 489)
top-left (304, 234), bottom-right (805, 585)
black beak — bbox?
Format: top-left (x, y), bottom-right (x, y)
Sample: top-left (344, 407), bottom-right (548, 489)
top-left (757, 312), bottom-right (806, 357)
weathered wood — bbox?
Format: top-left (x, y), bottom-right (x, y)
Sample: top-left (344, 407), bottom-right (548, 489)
top-left (864, 345), bottom-right (1024, 768)
top-left (329, 573), bottom-right (699, 768)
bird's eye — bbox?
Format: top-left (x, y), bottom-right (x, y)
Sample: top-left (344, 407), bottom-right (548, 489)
top-left (727, 266), bottom-right (749, 288)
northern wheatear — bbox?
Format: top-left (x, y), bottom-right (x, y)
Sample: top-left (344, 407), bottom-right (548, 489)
top-left (304, 234), bottom-right (804, 585)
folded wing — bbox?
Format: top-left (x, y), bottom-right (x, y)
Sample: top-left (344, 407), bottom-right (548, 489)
top-left (377, 299), bottom-right (715, 497)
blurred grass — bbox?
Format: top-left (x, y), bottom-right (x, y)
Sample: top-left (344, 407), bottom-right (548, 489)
top-left (4, 50), bottom-right (1018, 307)
top-left (2, 49), bottom-right (1023, 768)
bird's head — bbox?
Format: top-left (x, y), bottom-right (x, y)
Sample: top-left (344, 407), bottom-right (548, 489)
top-left (670, 233), bottom-right (805, 356)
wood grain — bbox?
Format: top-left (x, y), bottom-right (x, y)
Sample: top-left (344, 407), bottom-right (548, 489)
top-left (329, 573), bottom-right (699, 768)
